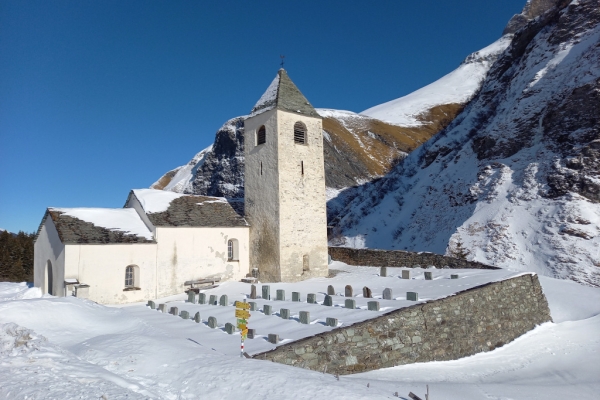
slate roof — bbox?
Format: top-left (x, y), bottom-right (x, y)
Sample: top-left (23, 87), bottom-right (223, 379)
top-left (130, 190), bottom-right (249, 227)
top-left (38, 209), bottom-right (156, 244)
top-left (250, 69), bottom-right (321, 118)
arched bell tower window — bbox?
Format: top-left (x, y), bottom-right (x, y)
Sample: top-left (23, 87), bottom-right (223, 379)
top-left (293, 122), bottom-right (307, 145)
top-left (257, 126), bottom-right (266, 145)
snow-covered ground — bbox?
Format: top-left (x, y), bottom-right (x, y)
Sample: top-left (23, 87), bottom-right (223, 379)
top-left (361, 36), bottom-right (512, 127)
top-left (1, 262), bottom-right (599, 399)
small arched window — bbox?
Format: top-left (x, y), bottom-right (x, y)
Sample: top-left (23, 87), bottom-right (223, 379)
top-left (228, 239), bottom-right (239, 261)
top-left (294, 122), bottom-right (307, 145)
top-left (257, 126), bottom-right (266, 145)
top-left (125, 265), bottom-right (140, 289)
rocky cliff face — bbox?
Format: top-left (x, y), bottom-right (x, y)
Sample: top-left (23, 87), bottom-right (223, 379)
top-left (332, 0), bottom-right (600, 286)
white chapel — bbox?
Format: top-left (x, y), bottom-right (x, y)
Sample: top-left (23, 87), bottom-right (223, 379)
top-left (33, 69), bottom-right (329, 304)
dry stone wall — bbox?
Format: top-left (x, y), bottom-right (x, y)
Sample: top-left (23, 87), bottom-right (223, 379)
top-left (328, 246), bottom-right (497, 270)
top-left (251, 274), bottom-right (551, 374)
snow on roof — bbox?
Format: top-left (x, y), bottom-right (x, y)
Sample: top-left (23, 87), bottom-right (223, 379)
top-left (250, 69), bottom-right (320, 118)
top-left (251, 73), bottom-right (280, 116)
top-left (49, 207), bottom-right (154, 242)
top-left (361, 36), bottom-right (512, 126)
top-left (131, 189), bottom-right (186, 214)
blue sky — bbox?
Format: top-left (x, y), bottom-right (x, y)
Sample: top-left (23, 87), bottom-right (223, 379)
top-left (0, 0), bottom-right (525, 233)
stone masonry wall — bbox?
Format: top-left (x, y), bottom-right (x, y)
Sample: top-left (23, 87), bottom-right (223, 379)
top-left (251, 274), bottom-right (551, 374)
top-left (328, 246), bottom-right (498, 270)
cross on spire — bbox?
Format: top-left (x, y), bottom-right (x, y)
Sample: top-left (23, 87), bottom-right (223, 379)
top-left (280, 55), bottom-right (285, 68)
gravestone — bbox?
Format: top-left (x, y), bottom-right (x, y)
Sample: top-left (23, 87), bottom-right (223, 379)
top-left (193, 312), bottom-right (201, 323)
top-left (407, 292), bottom-right (419, 301)
top-left (299, 311), bottom-right (310, 324)
top-left (158, 304), bottom-right (166, 313)
top-left (147, 300), bottom-right (156, 309)
top-left (262, 285), bottom-right (270, 300)
top-left (250, 285), bottom-right (257, 299)
top-left (209, 295), bottom-right (217, 305)
top-left (292, 292), bottom-right (301, 302)
top-left (198, 293), bottom-right (207, 304)
top-left (401, 270), bottom-right (411, 280)
top-left (187, 291), bottom-right (196, 303)
top-left (345, 285), bottom-right (353, 297)
top-left (207, 316), bottom-right (217, 328)
top-left (323, 295), bottom-right (333, 306)
top-left (225, 322), bottom-right (235, 334)
top-left (180, 310), bottom-right (189, 319)
top-left (268, 333), bottom-right (279, 344)
top-left (363, 286), bottom-right (372, 298)
top-left (427, 265), bottom-right (436, 269)
top-left (276, 289), bottom-right (285, 301)
top-left (307, 293), bottom-right (317, 304)
top-left (424, 271), bottom-right (433, 280)
top-left (249, 301), bottom-right (258, 311)
top-left (413, 264), bottom-right (421, 269)
top-left (169, 306), bottom-right (179, 316)
top-left (326, 317), bottom-right (338, 327)
top-left (263, 304), bottom-right (272, 316)
top-left (451, 274), bottom-right (459, 279)
top-left (247, 328), bottom-right (256, 339)
top-left (219, 295), bottom-right (228, 306)
top-left (327, 285), bottom-right (335, 296)
top-left (280, 308), bottom-right (290, 319)
top-left (383, 288), bottom-right (393, 300)
top-left (380, 266), bottom-right (387, 277)
top-left (345, 299), bottom-right (356, 309)
top-left (367, 301), bottom-right (380, 311)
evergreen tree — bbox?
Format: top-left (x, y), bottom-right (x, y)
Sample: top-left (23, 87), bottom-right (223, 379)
top-left (0, 230), bottom-right (34, 282)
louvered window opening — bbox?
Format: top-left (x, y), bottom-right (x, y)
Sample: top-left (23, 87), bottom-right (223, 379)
top-left (294, 122), bottom-right (306, 144)
top-left (257, 126), bottom-right (266, 145)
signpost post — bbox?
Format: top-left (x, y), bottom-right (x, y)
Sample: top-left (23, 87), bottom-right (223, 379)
top-left (235, 301), bottom-right (251, 357)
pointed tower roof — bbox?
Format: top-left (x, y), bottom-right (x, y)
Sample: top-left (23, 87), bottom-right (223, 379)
top-left (250, 69), bottom-right (320, 118)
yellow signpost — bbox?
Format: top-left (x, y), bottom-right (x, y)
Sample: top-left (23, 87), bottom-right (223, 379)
top-left (235, 301), bottom-right (251, 357)
top-left (235, 309), bottom-right (251, 319)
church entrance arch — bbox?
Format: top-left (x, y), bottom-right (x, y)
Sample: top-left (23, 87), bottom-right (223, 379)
top-left (45, 260), bottom-right (54, 295)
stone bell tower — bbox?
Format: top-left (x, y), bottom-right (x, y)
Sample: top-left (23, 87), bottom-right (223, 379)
top-left (244, 69), bottom-right (328, 282)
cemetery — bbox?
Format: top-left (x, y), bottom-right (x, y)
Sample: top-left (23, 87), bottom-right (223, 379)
top-left (122, 261), bottom-right (551, 374)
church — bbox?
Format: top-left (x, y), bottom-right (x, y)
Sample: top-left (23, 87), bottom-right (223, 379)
top-left (33, 69), bottom-right (329, 304)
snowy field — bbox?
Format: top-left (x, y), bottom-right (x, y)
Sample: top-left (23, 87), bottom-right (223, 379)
top-left (1, 262), bottom-right (599, 399)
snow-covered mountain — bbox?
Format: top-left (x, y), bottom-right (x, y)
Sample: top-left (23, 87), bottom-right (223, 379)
top-left (332, 0), bottom-right (600, 286)
top-left (361, 36), bottom-right (512, 127)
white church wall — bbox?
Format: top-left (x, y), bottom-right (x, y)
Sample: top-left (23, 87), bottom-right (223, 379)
top-left (125, 193), bottom-right (156, 233)
top-left (154, 226), bottom-right (250, 298)
top-left (276, 110), bottom-right (328, 281)
top-left (244, 109), bottom-right (282, 281)
top-left (34, 215), bottom-right (66, 296)
top-left (65, 243), bottom-right (158, 304)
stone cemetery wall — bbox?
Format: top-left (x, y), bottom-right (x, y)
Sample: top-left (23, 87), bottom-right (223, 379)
top-left (251, 274), bottom-right (551, 375)
top-left (328, 246), bottom-right (498, 270)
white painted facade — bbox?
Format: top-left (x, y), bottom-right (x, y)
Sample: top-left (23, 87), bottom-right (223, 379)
top-left (34, 197), bottom-right (250, 304)
top-left (245, 108), bottom-right (328, 282)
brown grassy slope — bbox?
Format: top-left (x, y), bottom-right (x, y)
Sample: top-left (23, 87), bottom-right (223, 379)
top-left (151, 169), bottom-right (178, 190)
top-left (322, 103), bottom-right (464, 188)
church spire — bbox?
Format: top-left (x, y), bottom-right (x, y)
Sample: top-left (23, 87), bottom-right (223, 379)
top-left (250, 69), bottom-right (320, 118)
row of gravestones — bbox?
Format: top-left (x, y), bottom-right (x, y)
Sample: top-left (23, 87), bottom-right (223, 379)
top-left (382, 268), bottom-right (459, 280)
top-left (146, 300), bottom-right (255, 337)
